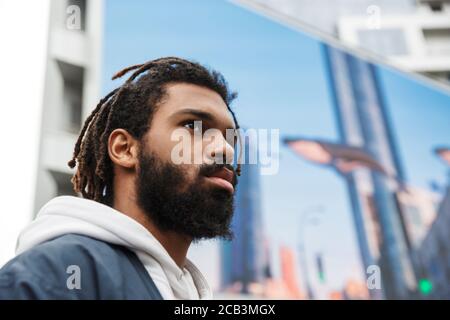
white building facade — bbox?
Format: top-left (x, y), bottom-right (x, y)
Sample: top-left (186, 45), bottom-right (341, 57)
top-left (338, 0), bottom-right (450, 85)
top-left (0, 0), bottom-right (103, 266)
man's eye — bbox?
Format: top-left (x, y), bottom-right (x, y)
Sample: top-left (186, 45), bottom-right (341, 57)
top-left (183, 120), bottom-right (202, 132)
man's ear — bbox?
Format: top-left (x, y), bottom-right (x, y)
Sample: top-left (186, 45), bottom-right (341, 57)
top-left (108, 129), bottom-right (139, 170)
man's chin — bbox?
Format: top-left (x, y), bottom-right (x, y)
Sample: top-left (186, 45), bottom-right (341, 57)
top-left (136, 152), bottom-right (235, 242)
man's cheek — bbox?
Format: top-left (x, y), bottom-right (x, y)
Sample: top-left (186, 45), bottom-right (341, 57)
top-left (188, 165), bottom-right (202, 182)
top-left (175, 164), bottom-right (198, 187)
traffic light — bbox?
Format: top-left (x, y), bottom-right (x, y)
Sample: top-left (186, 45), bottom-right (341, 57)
top-left (418, 278), bottom-right (433, 295)
top-left (316, 253), bottom-right (325, 283)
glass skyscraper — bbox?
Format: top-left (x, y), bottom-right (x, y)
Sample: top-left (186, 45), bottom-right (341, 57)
top-left (221, 135), bottom-right (267, 294)
top-left (323, 44), bottom-right (416, 299)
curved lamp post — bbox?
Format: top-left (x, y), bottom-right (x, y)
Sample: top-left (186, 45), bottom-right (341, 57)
top-left (283, 136), bottom-right (389, 300)
top-left (283, 138), bottom-right (388, 176)
top-left (298, 206), bottom-right (324, 300)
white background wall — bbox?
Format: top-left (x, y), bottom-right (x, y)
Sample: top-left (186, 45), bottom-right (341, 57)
top-left (0, 0), bottom-right (51, 266)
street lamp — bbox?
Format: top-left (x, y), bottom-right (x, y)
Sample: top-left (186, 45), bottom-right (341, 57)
top-left (284, 136), bottom-right (387, 300)
top-left (435, 146), bottom-right (450, 167)
top-left (283, 138), bottom-right (388, 176)
top-left (298, 206), bottom-right (324, 300)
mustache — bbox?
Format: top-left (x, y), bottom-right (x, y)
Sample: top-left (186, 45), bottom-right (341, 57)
top-left (198, 163), bottom-right (238, 187)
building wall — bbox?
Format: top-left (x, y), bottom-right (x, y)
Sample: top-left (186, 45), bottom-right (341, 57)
top-left (337, 2), bottom-right (450, 84)
top-left (0, 0), bottom-right (52, 267)
top-left (415, 185), bottom-right (450, 298)
top-left (397, 186), bottom-right (440, 248)
top-left (0, 0), bottom-right (103, 267)
top-left (33, 0), bottom-right (103, 215)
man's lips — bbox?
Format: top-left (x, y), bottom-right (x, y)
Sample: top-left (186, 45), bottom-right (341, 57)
top-left (204, 167), bottom-right (235, 194)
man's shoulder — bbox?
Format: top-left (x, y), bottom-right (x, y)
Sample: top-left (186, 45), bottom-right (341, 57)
top-left (0, 234), bottom-right (129, 299)
top-left (27, 233), bottom-right (122, 262)
top-left (3, 234), bottom-right (123, 273)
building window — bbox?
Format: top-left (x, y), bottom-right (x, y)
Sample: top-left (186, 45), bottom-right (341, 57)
top-left (429, 2), bottom-right (443, 12)
top-left (422, 28), bottom-right (450, 56)
top-left (424, 71), bottom-right (450, 84)
top-left (57, 60), bottom-right (84, 134)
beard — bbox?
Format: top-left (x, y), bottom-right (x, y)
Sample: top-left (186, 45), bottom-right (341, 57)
top-left (135, 148), bottom-right (238, 241)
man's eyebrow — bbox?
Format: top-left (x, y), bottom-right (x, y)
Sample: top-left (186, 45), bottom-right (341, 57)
top-left (172, 108), bottom-right (236, 129)
top-left (173, 108), bottom-right (215, 122)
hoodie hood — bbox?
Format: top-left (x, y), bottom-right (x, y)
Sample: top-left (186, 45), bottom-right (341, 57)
top-left (16, 196), bottom-right (212, 300)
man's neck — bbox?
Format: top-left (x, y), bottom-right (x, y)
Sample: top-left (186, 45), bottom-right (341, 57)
top-left (113, 195), bottom-right (191, 269)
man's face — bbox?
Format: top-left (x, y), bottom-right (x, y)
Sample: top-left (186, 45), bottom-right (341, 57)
top-left (135, 83), bottom-right (238, 240)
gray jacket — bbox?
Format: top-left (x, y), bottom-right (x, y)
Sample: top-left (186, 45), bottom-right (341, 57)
top-left (0, 234), bottom-right (163, 299)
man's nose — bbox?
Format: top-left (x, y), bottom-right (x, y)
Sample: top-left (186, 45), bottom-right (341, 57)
top-left (206, 135), bottom-right (235, 165)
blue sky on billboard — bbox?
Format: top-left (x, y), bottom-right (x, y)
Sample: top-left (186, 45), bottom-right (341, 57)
top-left (102, 0), bottom-right (450, 291)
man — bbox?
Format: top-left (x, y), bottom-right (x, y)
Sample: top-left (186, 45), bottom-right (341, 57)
top-left (0, 57), bottom-right (240, 299)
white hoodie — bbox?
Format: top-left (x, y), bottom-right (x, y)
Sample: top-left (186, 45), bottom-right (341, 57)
top-left (15, 196), bottom-right (213, 300)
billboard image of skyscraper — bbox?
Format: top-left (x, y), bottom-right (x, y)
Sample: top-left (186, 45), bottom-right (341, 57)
top-left (221, 135), bottom-right (267, 294)
top-left (323, 44), bottom-right (416, 299)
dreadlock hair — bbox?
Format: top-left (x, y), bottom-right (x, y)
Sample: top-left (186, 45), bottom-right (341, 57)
top-left (68, 57), bottom-right (241, 205)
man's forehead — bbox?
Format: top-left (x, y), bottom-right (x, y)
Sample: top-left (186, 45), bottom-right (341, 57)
top-left (162, 83), bottom-right (236, 129)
